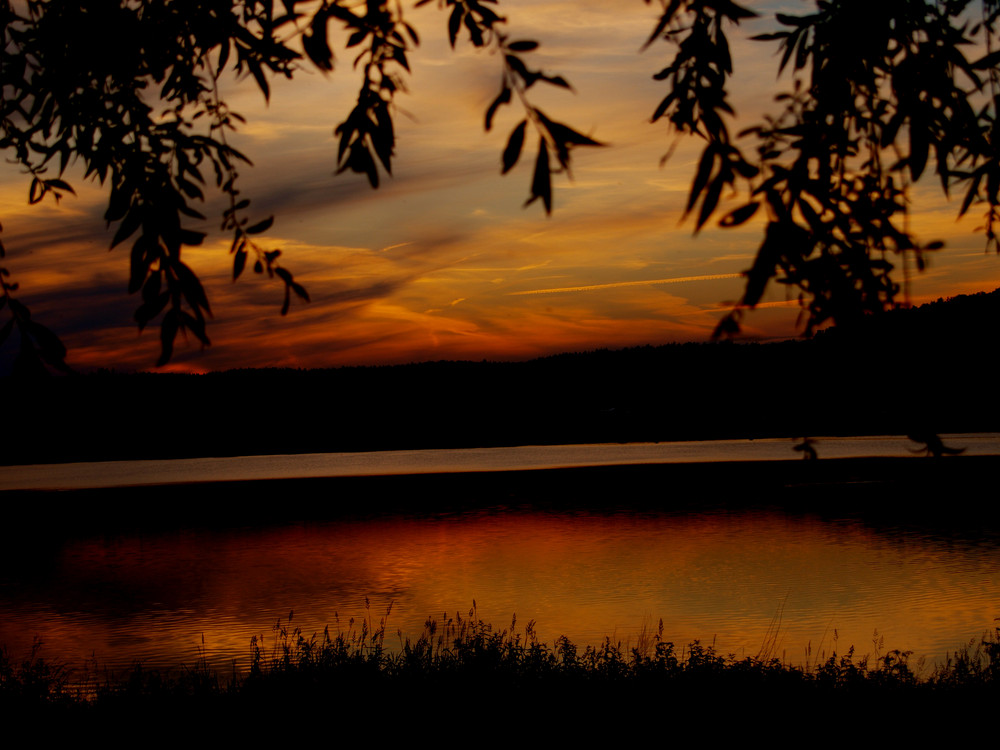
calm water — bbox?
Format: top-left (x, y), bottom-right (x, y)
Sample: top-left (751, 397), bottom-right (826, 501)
top-left (2, 438), bottom-right (1000, 676)
top-left (3, 502), bottom-right (1000, 674)
top-left (4, 434), bottom-right (1000, 490)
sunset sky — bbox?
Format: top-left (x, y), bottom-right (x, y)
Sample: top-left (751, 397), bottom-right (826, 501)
top-left (3, 0), bottom-right (999, 373)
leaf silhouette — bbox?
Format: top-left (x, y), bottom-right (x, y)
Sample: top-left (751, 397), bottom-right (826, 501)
top-left (502, 120), bottom-right (527, 174)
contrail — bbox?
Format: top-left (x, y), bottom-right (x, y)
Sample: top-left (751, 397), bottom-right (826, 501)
top-left (508, 273), bottom-right (743, 296)
top-left (378, 242), bottom-right (412, 252)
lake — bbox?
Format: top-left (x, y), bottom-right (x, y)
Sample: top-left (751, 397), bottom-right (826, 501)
top-left (4, 434), bottom-right (1000, 490)
top-left (2, 436), bottom-right (999, 677)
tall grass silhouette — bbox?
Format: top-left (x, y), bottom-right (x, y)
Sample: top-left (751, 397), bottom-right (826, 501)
top-left (4, 604), bottom-right (1000, 740)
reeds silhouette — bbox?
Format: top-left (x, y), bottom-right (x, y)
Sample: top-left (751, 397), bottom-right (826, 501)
top-left (4, 606), bottom-right (1000, 739)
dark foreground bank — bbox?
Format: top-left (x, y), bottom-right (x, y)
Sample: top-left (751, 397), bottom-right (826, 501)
top-left (3, 609), bottom-right (999, 742)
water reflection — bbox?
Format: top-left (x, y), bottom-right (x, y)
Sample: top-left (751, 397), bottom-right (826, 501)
top-left (2, 505), bottom-right (999, 674)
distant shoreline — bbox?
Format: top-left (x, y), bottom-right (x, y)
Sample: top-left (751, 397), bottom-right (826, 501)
top-left (6, 291), bottom-right (1000, 465)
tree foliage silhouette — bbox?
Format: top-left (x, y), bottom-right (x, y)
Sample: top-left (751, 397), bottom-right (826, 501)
top-left (1, 0), bottom-right (998, 372)
top-left (651, 0), bottom-right (1000, 337)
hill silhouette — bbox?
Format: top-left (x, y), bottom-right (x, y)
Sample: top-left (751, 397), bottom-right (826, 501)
top-left (4, 289), bottom-right (998, 465)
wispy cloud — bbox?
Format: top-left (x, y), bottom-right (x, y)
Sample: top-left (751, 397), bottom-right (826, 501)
top-left (508, 273), bottom-right (743, 296)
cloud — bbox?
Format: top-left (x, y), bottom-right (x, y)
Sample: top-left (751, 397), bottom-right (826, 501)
top-left (508, 273), bottom-right (743, 296)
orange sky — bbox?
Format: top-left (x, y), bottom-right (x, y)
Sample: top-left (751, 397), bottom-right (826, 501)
top-left (3, 0), bottom-right (999, 373)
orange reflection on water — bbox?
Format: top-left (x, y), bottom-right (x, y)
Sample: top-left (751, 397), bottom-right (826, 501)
top-left (3, 507), bottom-right (999, 673)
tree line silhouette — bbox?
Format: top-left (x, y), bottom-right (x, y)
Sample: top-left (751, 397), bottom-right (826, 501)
top-left (5, 289), bottom-right (997, 465)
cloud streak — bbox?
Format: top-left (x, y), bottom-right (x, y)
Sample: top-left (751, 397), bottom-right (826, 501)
top-left (508, 273), bottom-right (743, 296)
